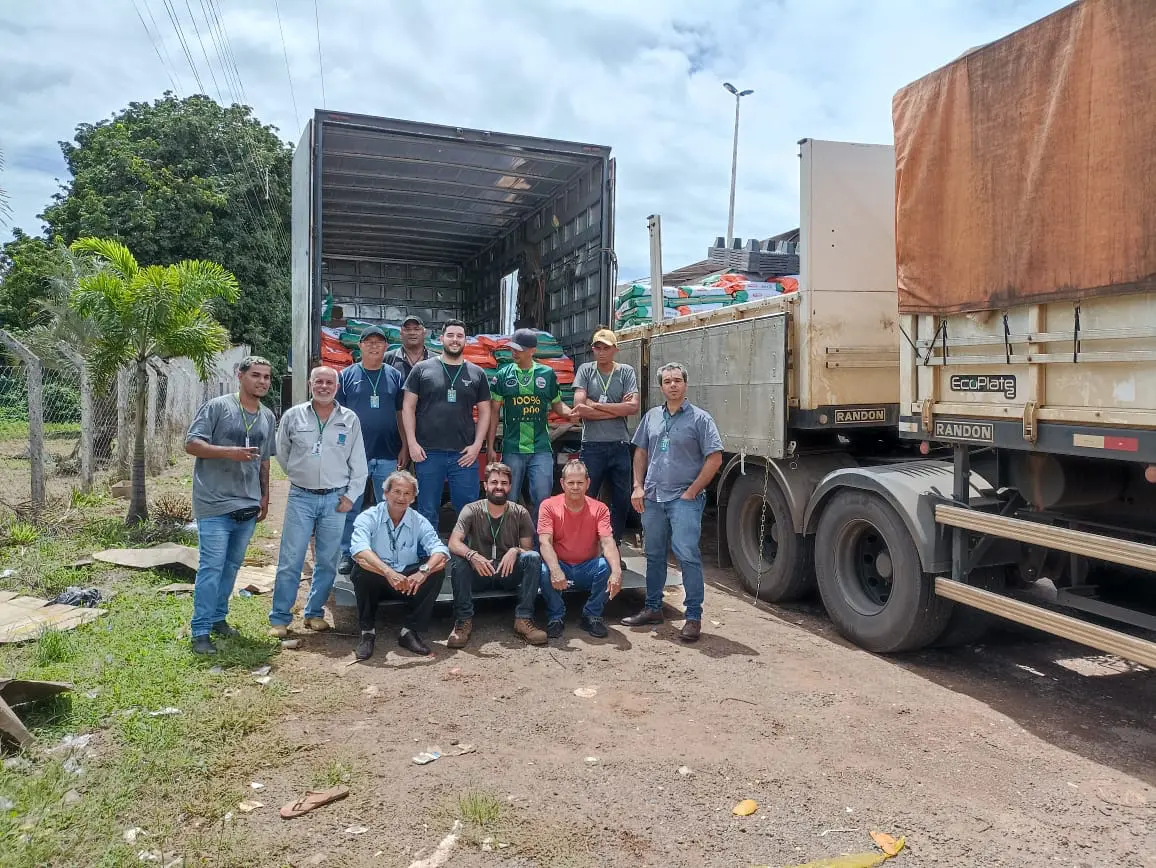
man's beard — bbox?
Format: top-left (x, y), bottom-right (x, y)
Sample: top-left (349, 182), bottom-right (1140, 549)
top-left (443, 345), bottom-right (464, 360)
top-left (486, 492), bottom-right (508, 505)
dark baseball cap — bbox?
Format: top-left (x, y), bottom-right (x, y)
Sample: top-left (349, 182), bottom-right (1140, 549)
top-left (359, 326), bottom-right (387, 342)
top-left (401, 315), bottom-right (424, 327)
top-left (508, 328), bottom-right (539, 352)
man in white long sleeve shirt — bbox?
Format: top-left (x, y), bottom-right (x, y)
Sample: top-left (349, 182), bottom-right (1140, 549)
top-left (269, 366), bottom-right (368, 636)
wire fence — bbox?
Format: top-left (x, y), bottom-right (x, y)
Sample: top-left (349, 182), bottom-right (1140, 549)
top-left (0, 330), bottom-right (251, 518)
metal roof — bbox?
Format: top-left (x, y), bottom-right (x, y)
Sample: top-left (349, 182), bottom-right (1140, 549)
top-left (315, 112), bottom-right (610, 264)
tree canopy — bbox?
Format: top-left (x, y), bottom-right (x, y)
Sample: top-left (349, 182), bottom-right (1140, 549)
top-left (4, 93), bottom-right (292, 371)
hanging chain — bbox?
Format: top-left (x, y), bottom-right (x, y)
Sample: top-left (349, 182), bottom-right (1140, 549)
top-left (753, 460), bottom-right (771, 604)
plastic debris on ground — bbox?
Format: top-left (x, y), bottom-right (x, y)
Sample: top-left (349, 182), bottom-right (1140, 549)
top-left (573, 687), bottom-right (597, 698)
top-left (776, 831), bottom-right (907, 868)
top-left (732, 799), bottom-right (758, 816)
top-left (412, 748), bottom-right (442, 765)
top-left (238, 800), bottom-right (263, 813)
top-left (147, 707), bottom-right (181, 717)
top-left (51, 587), bottom-right (103, 607)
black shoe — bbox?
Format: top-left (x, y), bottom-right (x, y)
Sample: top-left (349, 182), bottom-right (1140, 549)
top-left (621, 608), bottom-right (664, 627)
top-left (355, 632), bottom-right (375, 660)
top-left (338, 555), bottom-right (354, 575)
top-left (580, 616), bottom-right (609, 638)
top-left (398, 631), bottom-right (431, 656)
top-left (546, 620), bottom-right (565, 639)
top-left (211, 621), bottom-right (241, 638)
top-left (190, 636), bottom-right (217, 655)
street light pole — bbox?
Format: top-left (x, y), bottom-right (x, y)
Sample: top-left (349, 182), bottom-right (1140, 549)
top-left (723, 82), bottom-right (753, 249)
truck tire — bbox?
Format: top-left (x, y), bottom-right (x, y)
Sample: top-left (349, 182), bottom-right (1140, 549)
top-left (814, 490), bottom-right (950, 653)
top-left (725, 470), bottom-right (814, 602)
top-left (932, 566), bottom-right (1007, 648)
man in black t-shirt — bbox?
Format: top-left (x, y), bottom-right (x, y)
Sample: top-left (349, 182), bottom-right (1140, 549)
top-left (401, 319), bottom-right (492, 527)
top-left (446, 462), bottom-right (546, 648)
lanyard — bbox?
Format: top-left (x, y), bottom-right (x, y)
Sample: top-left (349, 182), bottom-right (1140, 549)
top-left (513, 364), bottom-right (535, 389)
top-left (382, 512), bottom-right (406, 555)
top-left (595, 365), bottom-right (616, 395)
top-left (440, 360), bottom-right (464, 390)
top-left (487, 509), bottom-right (507, 545)
top-left (311, 405), bottom-right (329, 442)
top-left (661, 405), bottom-right (682, 437)
top-left (364, 366), bottom-right (384, 396)
top-left (234, 393), bottom-right (259, 435)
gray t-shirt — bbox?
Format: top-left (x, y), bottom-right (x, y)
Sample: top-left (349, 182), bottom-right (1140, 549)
top-left (631, 401), bottom-right (723, 502)
top-left (403, 358), bottom-right (491, 453)
top-left (574, 362), bottom-right (639, 442)
top-left (186, 395), bottom-right (275, 519)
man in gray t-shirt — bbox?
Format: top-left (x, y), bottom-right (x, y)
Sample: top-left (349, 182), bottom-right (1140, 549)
top-left (184, 356), bottom-right (276, 655)
top-left (572, 328), bottom-right (640, 542)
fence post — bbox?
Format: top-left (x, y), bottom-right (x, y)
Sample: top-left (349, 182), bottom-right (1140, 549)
top-left (56, 343), bottom-right (94, 493)
top-left (0, 330), bottom-right (45, 515)
top-left (116, 367), bottom-right (131, 479)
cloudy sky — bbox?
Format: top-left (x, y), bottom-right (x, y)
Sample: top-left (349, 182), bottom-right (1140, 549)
top-left (1, 0), bottom-right (1067, 279)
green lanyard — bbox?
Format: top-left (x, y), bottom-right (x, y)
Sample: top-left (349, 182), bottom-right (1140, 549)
top-left (365, 366), bottom-right (384, 396)
top-left (311, 405), bottom-right (329, 446)
top-left (235, 394), bottom-right (259, 446)
top-left (595, 365), bottom-right (616, 393)
top-left (440, 360), bottom-right (464, 389)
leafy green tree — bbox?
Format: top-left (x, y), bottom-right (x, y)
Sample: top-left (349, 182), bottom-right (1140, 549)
top-left (70, 237), bottom-right (239, 525)
top-left (43, 94), bottom-right (291, 373)
top-left (0, 231), bottom-right (76, 330)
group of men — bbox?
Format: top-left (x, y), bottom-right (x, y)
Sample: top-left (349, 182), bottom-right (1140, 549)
top-left (184, 316), bottom-right (723, 660)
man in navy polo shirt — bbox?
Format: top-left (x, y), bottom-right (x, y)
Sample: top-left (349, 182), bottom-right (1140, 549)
top-left (337, 325), bottom-right (407, 574)
top-left (622, 361), bottom-right (723, 642)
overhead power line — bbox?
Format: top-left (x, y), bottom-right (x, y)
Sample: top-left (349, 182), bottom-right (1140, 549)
top-left (272, 0), bottom-right (301, 131)
top-left (313, 0), bottom-right (327, 108)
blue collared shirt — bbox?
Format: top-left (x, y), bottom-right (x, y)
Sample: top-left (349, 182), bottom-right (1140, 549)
top-left (350, 502), bottom-right (449, 570)
top-left (337, 363), bottom-right (404, 460)
top-left (631, 400), bottom-right (723, 502)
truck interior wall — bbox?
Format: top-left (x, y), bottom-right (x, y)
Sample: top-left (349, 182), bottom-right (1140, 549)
top-left (322, 256), bottom-right (464, 327)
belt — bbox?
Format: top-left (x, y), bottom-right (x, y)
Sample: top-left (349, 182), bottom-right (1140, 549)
top-left (292, 484), bottom-right (343, 495)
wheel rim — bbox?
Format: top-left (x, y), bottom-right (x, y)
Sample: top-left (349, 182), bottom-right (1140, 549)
top-left (740, 494), bottom-right (779, 571)
top-left (833, 518), bottom-right (893, 615)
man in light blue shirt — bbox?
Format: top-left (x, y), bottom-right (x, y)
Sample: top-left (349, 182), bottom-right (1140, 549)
top-left (623, 362), bottom-right (723, 642)
top-left (350, 469), bottom-right (449, 661)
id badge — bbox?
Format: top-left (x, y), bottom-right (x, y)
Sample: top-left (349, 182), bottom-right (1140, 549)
top-left (491, 542), bottom-right (497, 560)
top-left (311, 440), bottom-right (322, 455)
top-left (447, 388), bottom-right (457, 403)
top-left (598, 394), bottom-right (608, 404)
top-left (369, 394), bottom-right (380, 409)
top-left (659, 436), bottom-right (670, 452)
top-left (244, 436), bottom-right (250, 449)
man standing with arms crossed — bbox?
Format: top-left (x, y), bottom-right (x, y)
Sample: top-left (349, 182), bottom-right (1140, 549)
top-left (336, 325), bottom-right (407, 575)
top-left (538, 461), bottom-right (624, 639)
top-left (184, 356), bottom-right (276, 655)
top-left (572, 328), bottom-right (640, 543)
top-left (623, 362), bottom-right (723, 642)
top-left (385, 315), bottom-right (431, 381)
top-left (269, 366), bottom-right (367, 637)
top-left (446, 462), bottom-right (547, 648)
top-left (486, 328), bottom-right (572, 520)
top-left (402, 319), bottom-right (492, 528)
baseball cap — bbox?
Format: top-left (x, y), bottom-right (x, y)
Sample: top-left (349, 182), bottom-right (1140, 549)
top-left (508, 328), bottom-right (539, 352)
top-left (359, 325), bottom-right (387, 342)
top-left (591, 328), bottom-right (618, 347)
top-left (401, 314), bottom-right (424, 327)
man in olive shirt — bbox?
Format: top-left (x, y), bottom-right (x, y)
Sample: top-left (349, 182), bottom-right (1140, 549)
top-left (402, 319), bottom-right (492, 526)
top-left (446, 462), bottom-right (546, 647)
top-left (385, 314), bottom-right (431, 381)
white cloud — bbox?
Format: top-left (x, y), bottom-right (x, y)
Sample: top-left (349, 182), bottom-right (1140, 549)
top-left (0, 0), bottom-right (1067, 278)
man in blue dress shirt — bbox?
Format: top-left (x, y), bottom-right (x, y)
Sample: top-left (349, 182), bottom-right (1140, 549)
top-left (349, 469), bottom-right (449, 661)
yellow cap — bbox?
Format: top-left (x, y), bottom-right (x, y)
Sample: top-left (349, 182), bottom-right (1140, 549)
top-left (591, 328), bottom-right (618, 347)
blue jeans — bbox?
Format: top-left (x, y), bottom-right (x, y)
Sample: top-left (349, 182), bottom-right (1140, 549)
top-left (414, 450), bottom-right (480, 528)
top-left (270, 487), bottom-right (346, 626)
top-left (192, 514), bottom-right (257, 638)
top-left (503, 451), bottom-right (553, 520)
top-left (580, 440), bottom-right (632, 542)
top-left (641, 494), bottom-right (706, 621)
top-left (341, 457), bottom-right (397, 557)
top-left (538, 556), bottom-right (611, 622)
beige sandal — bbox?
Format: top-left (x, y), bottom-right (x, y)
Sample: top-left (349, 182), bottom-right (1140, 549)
top-left (279, 785), bottom-right (349, 819)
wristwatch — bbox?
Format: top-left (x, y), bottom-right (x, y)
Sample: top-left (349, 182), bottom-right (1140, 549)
top-left (417, 563), bottom-right (430, 576)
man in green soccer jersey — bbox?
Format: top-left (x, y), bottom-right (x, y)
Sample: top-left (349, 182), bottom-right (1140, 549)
top-left (486, 328), bottom-right (573, 521)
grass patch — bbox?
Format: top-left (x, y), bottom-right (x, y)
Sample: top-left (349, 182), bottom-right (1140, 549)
top-left (0, 523), bottom-right (289, 866)
top-left (311, 757), bottom-right (356, 789)
top-left (5, 521), bottom-right (40, 547)
top-left (68, 488), bottom-right (110, 510)
top-left (458, 790), bottom-right (503, 827)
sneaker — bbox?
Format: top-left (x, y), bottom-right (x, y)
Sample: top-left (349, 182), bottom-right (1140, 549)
top-left (447, 619), bottom-right (473, 649)
top-left (268, 625), bottom-right (289, 639)
top-left (303, 617), bottom-right (330, 632)
top-left (514, 618), bottom-right (547, 646)
top-left (546, 620), bottom-right (565, 639)
top-left (355, 632), bottom-right (375, 660)
top-left (211, 621), bottom-right (241, 638)
top-left (190, 636), bottom-right (217, 655)
top-left (580, 615), bottom-right (609, 638)
top-left (338, 555), bottom-right (354, 575)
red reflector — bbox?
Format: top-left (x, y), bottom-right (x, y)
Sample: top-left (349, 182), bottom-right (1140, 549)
top-left (1104, 436), bottom-right (1139, 452)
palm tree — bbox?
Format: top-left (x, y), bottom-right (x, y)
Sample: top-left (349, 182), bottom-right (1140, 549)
top-left (70, 237), bottom-right (239, 524)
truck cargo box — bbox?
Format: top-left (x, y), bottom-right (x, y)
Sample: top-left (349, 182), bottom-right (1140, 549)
top-left (892, 0), bottom-right (1156, 316)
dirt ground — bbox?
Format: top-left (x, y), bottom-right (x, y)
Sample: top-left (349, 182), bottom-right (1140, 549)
top-left (239, 478), bottom-right (1155, 867)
